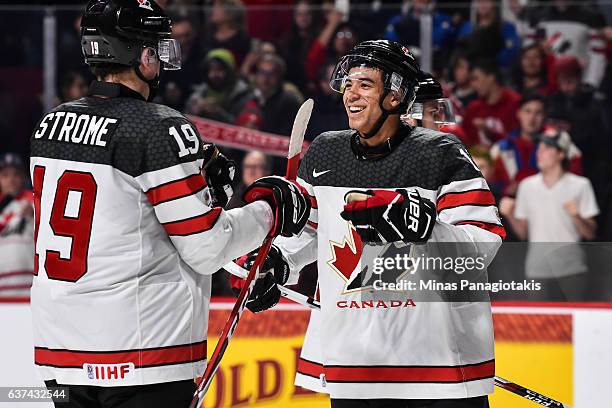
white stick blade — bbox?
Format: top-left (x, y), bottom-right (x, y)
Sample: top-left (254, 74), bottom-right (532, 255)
top-left (288, 98), bottom-right (314, 159)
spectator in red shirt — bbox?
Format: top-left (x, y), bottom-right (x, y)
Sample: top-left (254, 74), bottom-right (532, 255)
top-left (304, 6), bottom-right (357, 83)
top-left (462, 58), bottom-right (521, 147)
top-left (511, 43), bottom-right (557, 96)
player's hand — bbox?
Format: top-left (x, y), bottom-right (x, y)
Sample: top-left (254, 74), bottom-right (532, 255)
top-left (230, 245), bottom-right (290, 313)
top-left (202, 144), bottom-right (236, 207)
top-left (243, 176), bottom-right (311, 238)
top-left (340, 189), bottom-right (436, 244)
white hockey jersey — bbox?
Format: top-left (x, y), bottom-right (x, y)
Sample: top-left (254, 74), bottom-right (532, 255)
top-left (29, 82), bottom-right (272, 386)
top-left (277, 127), bottom-right (504, 399)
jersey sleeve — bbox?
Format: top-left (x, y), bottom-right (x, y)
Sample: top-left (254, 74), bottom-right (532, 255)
top-left (432, 139), bottom-right (505, 260)
top-left (135, 116), bottom-right (273, 275)
top-left (578, 178), bottom-right (600, 219)
top-left (273, 145), bottom-right (318, 285)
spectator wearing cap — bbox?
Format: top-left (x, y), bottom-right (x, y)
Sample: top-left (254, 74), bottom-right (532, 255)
top-left (547, 55), bottom-right (611, 213)
top-left (462, 58), bottom-right (521, 147)
top-left (186, 48), bottom-right (261, 126)
top-left (490, 93), bottom-right (581, 195)
top-left (253, 53), bottom-right (302, 137)
top-left (499, 131), bottom-right (599, 300)
top-left (0, 153), bottom-right (34, 299)
top-left (457, 0), bottom-right (521, 70)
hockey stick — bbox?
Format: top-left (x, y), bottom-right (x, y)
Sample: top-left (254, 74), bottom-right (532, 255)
top-left (222, 266), bottom-right (575, 408)
top-left (223, 261), bottom-right (321, 310)
top-left (189, 99), bottom-right (314, 408)
top-left (494, 376), bottom-right (572, 408)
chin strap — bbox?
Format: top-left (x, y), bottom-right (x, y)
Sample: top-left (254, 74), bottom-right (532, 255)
top-left (134, 63), bottom-right (160, 102)
top-left (360, 90), bottom-right (408, 139)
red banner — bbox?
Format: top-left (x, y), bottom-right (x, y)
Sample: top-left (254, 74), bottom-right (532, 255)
top-left (188, 116), bottom-right (310, 157)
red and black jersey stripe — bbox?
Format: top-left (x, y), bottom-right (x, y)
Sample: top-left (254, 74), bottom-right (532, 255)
top-left (314, 359), bottom-right (495, 384)
top-left (437, 189), bottom-right (496, 212)
top-left (456, 221), bottom-right (506, 240)
top-left (162, 208), bottom-right (222, 236)
top-left (145, 173), bottom-right (206, 206)
top-left (34, 340), bottom-right (206, 369)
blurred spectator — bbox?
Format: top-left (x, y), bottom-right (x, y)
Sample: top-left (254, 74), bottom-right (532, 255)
top-left (457, 0), bottom-right (521, 69)
top-left (348, 0), bottom-right (400, 41)
top-left (58, 71), bottom-right (88, 103)
top-left (527, 0), bottom-right (607, 88)
top-left (547, 55), bottom-right (611, 214)
top-left (490, 93), bottom-right (581, 196)
top-left (207, 0), bottom-right (252, 69)
top-left (240, 40), bottom-right (277, 82)
top-left (305, 7), bottom-right (358, 83)
top-left (500, 131), bottom-right (599, 300)
top-left (462, 58), bottom-right (521, 146)
top-left (307, 62), bottom-right (349, 140)
top-left (469, 144), bottom-right (500, 200)
top-left (0, 153), bottom-right (33, 299)
top-left (253, 53), bottom-right (302, 136)
top-left (447, 51), bottom-right (477, 115)
top-left (384, 0), bottom-right (456, 63)
top-left (227, 151), bottom-right (272, 209)
top-left (159, 17), bottom-right (204, 111)
top-left (511, 44), bottom-right (557, 95)
top-left (278, 0), bottom-right (320, 94)
top-left (186, 49), bottom-right (261, 126)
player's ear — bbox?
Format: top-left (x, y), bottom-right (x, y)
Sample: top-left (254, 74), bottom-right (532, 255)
top-left (139, 47), bottom-right (159, 78)
top-left (383, 90), bottom-right (402, 110)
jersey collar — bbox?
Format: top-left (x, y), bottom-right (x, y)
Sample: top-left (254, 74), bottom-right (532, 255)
top-left (88, 81), bottom-right (147, 101)
top-left (350, 123), bottom-right (413, 161)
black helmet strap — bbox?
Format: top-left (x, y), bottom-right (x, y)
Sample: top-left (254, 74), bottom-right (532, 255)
top-left (360, 83), bottom-right (408, 139)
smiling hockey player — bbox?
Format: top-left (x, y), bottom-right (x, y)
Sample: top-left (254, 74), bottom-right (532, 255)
top-left (243, 39), bottom-right (505, 408)
top-left (29, 1), bottom-right (310, 407)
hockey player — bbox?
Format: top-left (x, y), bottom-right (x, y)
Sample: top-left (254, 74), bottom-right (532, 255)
top-left (30, 1), bottom-right (310, 407)
top-left (405, 71), bottom-right (455, 131)
top-left (244, 40), bottom-right (505, 408)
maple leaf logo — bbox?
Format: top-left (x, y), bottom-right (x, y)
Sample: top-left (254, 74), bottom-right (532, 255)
top-left (327, 223), bottom-right (363, 291)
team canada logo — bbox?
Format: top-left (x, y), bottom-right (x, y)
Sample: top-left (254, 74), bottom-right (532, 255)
top-left (137, 0), bottom-right (154, 11)
top-left (328, 222), bottom-right (416, 294)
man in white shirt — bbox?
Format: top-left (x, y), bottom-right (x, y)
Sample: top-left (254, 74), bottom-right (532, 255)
top-left (500, 129), bottom-right (599, 300)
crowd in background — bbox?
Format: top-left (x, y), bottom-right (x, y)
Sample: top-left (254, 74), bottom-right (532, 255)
top-left (1, 0), bottom-right (612, 299)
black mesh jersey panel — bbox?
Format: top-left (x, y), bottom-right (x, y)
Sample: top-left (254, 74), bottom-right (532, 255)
top-left (30, 96), bottom-right (204, 177)
top-left (298, 127), bottom-right (481, 191)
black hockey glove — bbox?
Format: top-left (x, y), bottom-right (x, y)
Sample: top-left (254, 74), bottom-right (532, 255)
top-left (242, 176), bottom-right (311, 238)
top-left (202, 144), bottom-right (236, 207)
top-left (340, 189), bottom-right (436, 244)
top-left (231, 245), bottom-right (290, 313)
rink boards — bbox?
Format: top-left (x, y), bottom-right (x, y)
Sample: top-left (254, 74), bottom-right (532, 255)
top-left (1, 299), bottom-right (611, 407)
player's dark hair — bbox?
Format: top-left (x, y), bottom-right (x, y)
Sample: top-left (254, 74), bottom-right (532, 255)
top-left (471, 58), bottom-right (502, 84)
top-left (519, 92), bottom-right (547, 109)
top-left (90, 63), bottom-right (131, 80)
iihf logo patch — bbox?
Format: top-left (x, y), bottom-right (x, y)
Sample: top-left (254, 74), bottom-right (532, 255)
top-left (86, 364), bottom-right (94, 380)
top-left (137, 0), bottom-right (154, 11)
